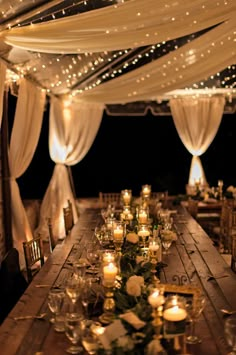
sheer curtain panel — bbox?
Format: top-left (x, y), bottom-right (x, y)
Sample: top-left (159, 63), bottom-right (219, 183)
top-left (0, 62), bottom-right (6, 127)
top-left (9, 79), bottom-right (46, 268)
top-left (36, 98), bottom-right (104, 240)
top-left (169, 95), bottom-right (225, 187)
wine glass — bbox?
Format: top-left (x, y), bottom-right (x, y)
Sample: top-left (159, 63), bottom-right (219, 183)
top-left (160, 230), bottom-right (173, 255)
top-left (224, 314), bottom-right (236, 354)
top-left (66, 276), bottom-right (84, 310)
top-left (186, 294), bottom-right (206, 344)
top-left (47, 288), bottom-right (65, 324)
top-left (80, 277), bottom-right (93, 318)
top-left (86, 248), bottom-right (100, 275)
top-left (65, 312), bottom-right (83, 354)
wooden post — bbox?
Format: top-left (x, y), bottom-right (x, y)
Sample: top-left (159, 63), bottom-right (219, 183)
top-left (1, 89), bottom-right (13, 251)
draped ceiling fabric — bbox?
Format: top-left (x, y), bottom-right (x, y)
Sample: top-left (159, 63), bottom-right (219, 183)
top-left (0, 62), bottom-right (6, 128)
top-left (2, 0), bottom-right (235, 54)
top-left (36, 98), bottom-right (104, 240)
top-left (169, 95), bottom-right (225, 187)
top-left (75, 18), bottom-right (235, 104)
top-left (9, 79), bottom-right (46, 268)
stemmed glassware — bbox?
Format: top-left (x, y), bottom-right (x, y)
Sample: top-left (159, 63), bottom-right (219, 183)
top-left (160, 230), bottom-right (173, 255)
top-left (224, 314), bottom-right (236, 354)
top-left (65, 312), bottom-right (83, 354)
top-left (81, 319), bottom-right (100, 354)
top-left (47, 288), bottom-right (65, 324)
top-left (86, 248), bottom-right (100, 276)
top-left (66, 276), bottom-right (84, 310)
top-left (186, 294), bottom-right (206, 344)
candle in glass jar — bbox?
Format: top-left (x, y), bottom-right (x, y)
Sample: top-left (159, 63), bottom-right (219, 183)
top-left (138, 229), bottom-right (150, 238)
top-left (103, 262), bottom-right (118, 283)
top-left (113, 228), bottom-right (123, 240)
top-left (103, 252), bottom-right (115, 263)
top-left (163, 306), bottom-right (187, 322)
top-left (139, 211), bottom-right (148, 223)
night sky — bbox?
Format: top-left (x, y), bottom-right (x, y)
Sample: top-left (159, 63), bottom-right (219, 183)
top-left (10, 94), bottom-right (236, 199)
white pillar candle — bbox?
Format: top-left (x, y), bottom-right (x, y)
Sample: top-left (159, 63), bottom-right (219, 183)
top-left (113, 228), bottom-right (123, 240)
top-left (163, 306), bottom-right (187, 322)
top-left (103, 262), bottom-right (118, 285)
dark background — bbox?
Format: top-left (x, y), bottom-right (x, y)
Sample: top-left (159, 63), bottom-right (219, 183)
top-left (9, 94), bottom-right (236, 199)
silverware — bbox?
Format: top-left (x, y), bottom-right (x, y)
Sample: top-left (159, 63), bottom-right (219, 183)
top-left (13, 313), bottom-right (47, 320)
top-left (220, 309), bottom-right (236, 315)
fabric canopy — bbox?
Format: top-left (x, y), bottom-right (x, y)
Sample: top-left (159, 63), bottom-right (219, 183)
top-left (74, 18), bottom-right (235, 104)
top-left (2, 0), bottom-right (235, 54)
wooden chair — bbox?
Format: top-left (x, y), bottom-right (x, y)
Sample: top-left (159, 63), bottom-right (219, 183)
top-left (23, 235), bottom-right (45, 283)
top-left (99, 192), bottom-right (121, 208)
top-left (63, 199), bottom-right (74, 236)
top-left (47, 217), bottom-right (56, 253)
top-left (187, 198), bottom-right (199, 219)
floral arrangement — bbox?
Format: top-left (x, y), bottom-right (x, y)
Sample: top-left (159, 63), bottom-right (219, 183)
top-left (97, 232), bottom-right (168, 354)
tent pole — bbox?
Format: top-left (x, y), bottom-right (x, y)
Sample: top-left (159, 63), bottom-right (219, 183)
top-left (1, 89), bottom-right (13, 251)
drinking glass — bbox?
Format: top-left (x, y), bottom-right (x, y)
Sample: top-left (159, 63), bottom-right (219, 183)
top-left (86, 248), bottom-right (100, 275)
top-left (66, 276), bottom-right (83, 307)
top-left (80, 277), bottom-right (93, 318)
top-left (160, 230), bottom-right (173, 255)
top-left (73, 260), bottom-right (87, 278)
top-left (65, 312), bottom-right (83, 354)
top-left (224, 314), bottom-right (236, 354)
top-left (47, 288), bottom-right (65, 323)
top-left (186, 294), bottom-right (206, 344)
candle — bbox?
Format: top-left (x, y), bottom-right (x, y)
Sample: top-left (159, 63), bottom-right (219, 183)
top-left (138, 211), bottom-right (148, 223)
top-left (163, 306), bottom-right (187, 322)
top-left (138, 230), bottom-right (150, 237)
top-left (103, 262), bottom-right (118, 285)
top-left (113, 228), bottom-right (123, 240)
top-left (148, 290), bottom-right (165, 308)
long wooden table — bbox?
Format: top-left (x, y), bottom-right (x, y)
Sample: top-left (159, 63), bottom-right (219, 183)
top-left (0, 206), bottom-right (235, 355)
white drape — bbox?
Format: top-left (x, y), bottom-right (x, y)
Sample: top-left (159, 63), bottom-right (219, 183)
top-left (0, 62), bottom-right (6, 127)
top-left (9, 79), bottom-right (46, 268)
top-left (169, 95), bottom-right (225, 186)
top-left (75, 18), bottom-right (235, 104)
top-left (3, 0), bottom-right (235, 54)
top-left (36, 98), bottom-right (104, 240)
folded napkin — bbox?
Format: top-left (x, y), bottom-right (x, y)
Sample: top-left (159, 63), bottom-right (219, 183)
top-left (98, 319), bottom-right (127, 350)
top-left (119, 311), bottom-right (146, 330)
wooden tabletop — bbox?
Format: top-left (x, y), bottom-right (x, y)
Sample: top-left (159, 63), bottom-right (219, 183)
top-left (0, 206), bottom-right (235, 355)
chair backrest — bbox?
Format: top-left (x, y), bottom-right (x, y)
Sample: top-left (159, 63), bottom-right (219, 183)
top-left (63, 199), bottom-right (74, 236)
top-left (23, 236), bottom-right (44, 283)
top-left (99, 192), bottom-right (121, 208)
top-left (187, 198), bottom-right (199, 219)
top-left (47, 217), bottom-right (56, 252)
top-left (219, 201), bottom-right (234, 253)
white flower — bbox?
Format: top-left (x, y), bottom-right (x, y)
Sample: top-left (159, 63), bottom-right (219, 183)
top-left (126, 275), bottom-right (144, 297)
top-left (227, 185), bottom-right (235, 193)
top-left (116, 335), bottom-right (134, 350)
top-left (126, 232), bottom-right (139, 244)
